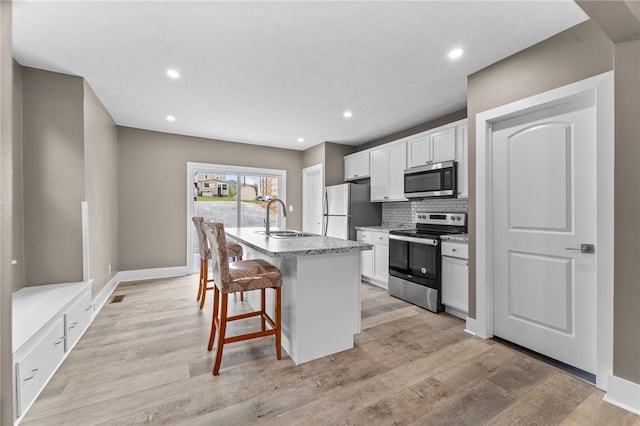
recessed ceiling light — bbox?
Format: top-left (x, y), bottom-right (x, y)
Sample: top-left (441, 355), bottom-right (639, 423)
top-left (297, 137), bottom-right (304, 143)
top-left (343, 111), bottom-right (353, 119)
top-left (166, 115), bottom-right (176, 122)
top-left (166, 69), bottom-right (180, 79)
top-left (448, 48), bottom-right (464, 60)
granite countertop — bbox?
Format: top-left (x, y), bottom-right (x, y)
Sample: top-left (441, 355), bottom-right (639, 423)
top-left (441, 233), bottom-right (469, 243)
top-left (224, 227), bottom-right (373, 258)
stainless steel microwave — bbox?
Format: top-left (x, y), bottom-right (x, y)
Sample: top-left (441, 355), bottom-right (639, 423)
top-left (403, 161), bottom-right (457, 199)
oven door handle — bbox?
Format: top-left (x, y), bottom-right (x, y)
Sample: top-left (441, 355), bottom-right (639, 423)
top-left (389, 234), bottom-right (438, 246)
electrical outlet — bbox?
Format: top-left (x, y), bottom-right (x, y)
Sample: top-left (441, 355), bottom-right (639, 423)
top-left (108, 264), bottom-right (112, 274)
top-left (289, 205), bottom-right (293, 212)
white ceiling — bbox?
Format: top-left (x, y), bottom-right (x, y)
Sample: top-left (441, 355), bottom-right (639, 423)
top-left (12, 1), bottom-right (588, 151)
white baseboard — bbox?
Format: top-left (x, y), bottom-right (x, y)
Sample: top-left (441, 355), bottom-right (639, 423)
top-left (604, 374), bottom-right (640, 415)
top-left (91, 274), bottom-right (120, 319)
top-left (464, 316), bottom-right (479, 336)
top-left (117, 266), bottom-right (191, 283)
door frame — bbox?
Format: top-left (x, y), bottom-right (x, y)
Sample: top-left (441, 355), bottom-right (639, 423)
top-left (186, 162), bottom-right (287, 273)
top-left (472, 71), bottom-right (614, 390)
top-left (302, 163), bottom-right (324, 233)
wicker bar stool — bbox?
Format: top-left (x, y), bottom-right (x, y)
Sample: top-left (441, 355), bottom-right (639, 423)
top-left (192, 217), bottom-right (244, 309)
top-left (204, 222), bottom-right (282, 375)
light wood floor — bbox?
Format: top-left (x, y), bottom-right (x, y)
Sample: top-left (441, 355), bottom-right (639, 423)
top-left (22, 275), bottom-right (639, 425)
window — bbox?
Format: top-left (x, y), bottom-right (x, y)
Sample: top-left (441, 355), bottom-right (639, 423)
top-left (187, 162), bottom-right (286, 272)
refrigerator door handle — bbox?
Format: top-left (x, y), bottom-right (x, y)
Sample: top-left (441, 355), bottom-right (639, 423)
top-left (322, 190), bottom-right (328, 236)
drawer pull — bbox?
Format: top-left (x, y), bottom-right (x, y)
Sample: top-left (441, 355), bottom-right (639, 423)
top-left (23, 369), bottom-right (39, 381)
top-left (85, 306), bottom-right (92, 311)
top-left (452, 248), bottom-right (457, 252)
top-left (68, 322), bottom-right (78, 329)
top-left (54, 338), bottom-right (64, 346)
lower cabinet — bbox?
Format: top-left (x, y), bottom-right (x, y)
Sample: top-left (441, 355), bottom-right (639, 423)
top-left (441, 241), bottom-right (469, 319)
top-left (15, 318), bottom-right (66, 417)
top-left (357, 229), bottom-right (389, 289)
top-left (13, 282), bottom-right (93, 420)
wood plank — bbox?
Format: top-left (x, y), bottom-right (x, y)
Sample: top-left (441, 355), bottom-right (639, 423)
top-left (18, 275), bottom-right (637, 425)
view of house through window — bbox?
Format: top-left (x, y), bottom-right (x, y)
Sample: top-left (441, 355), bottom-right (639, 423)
top-left (191, 168), bottom-right (284, 269)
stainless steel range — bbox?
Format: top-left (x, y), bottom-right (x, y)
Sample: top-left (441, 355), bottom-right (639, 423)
top-left (388, 212), bottom-right (467, 312)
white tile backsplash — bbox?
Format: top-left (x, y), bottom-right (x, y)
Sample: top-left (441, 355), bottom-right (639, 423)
top-left (382, 198), bottom-right (468, 226)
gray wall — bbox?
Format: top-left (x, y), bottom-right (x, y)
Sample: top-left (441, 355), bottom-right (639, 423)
top-left (301, 142), bottom-right (324, 170)
top-left (1, 1), bottom-right (14, 421)
top-left (357, 108), bottom-right (467, 152)
top-left (117, 127), bottom-right (303, 271)
top-left (19, 67), bottom-right (119, 300)
top-left (613, 36), bottom-right (640, 389)
top-left (324, 142), bottom-right (355, 186)
top-left (22, 67), bottom-right (86, 285)
top-left (10, 61), bottom-right (23, 294)
top-left (467, 20), bottom-right (613, 318)
top-left (83, 81), bottom-right (119, 297)
top-left (468, 15), bottom-right (640, 386)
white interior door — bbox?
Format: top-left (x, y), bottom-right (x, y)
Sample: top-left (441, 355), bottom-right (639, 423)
top-left (491, 95), bottom-right (597, 373)
top-left (302, 164), bottom-right (323, 235)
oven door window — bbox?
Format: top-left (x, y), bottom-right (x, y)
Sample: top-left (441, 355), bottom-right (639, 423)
top-left (409, 243), bottom-right (438, 279)
top-left (388, 238), bottom-right (409, 272)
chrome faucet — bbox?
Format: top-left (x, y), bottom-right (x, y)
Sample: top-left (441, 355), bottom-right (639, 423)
top-left (265, 198), bottom-right (287, 235)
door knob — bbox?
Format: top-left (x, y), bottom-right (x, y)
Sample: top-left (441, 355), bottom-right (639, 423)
top-left (565, 244), bottom-right (595, 254)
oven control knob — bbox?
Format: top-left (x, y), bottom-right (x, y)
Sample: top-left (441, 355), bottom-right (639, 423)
top-left (421, 267), bottom-right (427, 274)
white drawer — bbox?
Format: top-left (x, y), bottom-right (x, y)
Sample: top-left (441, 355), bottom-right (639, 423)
top-left (441, 241), bottom-right (468, 259)
top-left (65, 290), bottom-right (92, 352)
top-left (357, 230), bottom-right (373, 243)
top-left (15, 318), bottom-right (65, 417)
top-left (372, 231), bottom-right (389, 246)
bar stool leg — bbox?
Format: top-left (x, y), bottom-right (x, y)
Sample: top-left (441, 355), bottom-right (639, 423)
top-left (208, 286), bottom-right (220, 351)
top-left (199, 258), bottom-right (209, 310)
top-left (276, 286), bottom-right (282, 360)
top-left (212, 293), bottom-right (228, 376)
top-left (260, 288), bottom-right (266, 331)
top-left (197, 258), bottom-right (205, 301)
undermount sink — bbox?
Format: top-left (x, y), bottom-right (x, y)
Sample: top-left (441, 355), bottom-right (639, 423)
top-left (255, 230), bottom-right (316, 238)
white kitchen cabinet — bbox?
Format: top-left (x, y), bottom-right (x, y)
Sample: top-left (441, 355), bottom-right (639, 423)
top-left (456, 124), bottom-right (468, 198)
top-left (65, 290), bottom-right (94, 351)
top-left (407, 126), bottom-right (456, 168)
top-left (15, 318), bottom-right (66, 418)
top-left (358, 229), bottom-right (389, 289)
top-left (370, 141), bottom-right (407, 202)
top-left (344, 152), bottom-right (370, 181)
top-left (356, 230), bottom-right (373, 280)
top-left (441, 241), bottom-right (469, 319)
top-left (12, 282), bottom-right (93, 420)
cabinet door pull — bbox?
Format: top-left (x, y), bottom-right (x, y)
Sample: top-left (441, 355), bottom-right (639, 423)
top-left (23, 369), bottom-right (39, 381)
top-left (54, 338), bottom-right (64, 346)
top-left (68, 322), bottom-right (78, 329)
top-left (85, 306), bottom-right (92, 311)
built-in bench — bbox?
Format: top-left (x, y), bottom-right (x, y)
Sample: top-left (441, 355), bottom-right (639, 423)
top-left (12, 281), bottom-right (93, 421)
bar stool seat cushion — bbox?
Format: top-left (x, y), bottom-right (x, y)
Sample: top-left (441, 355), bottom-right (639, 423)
top-left (227, 259), bottom-right (282, 293)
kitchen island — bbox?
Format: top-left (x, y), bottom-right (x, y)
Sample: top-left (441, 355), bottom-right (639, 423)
top-left (224, 227), bottom-right (372, 365)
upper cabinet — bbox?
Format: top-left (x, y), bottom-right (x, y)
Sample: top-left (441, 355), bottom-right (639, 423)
top-left (407, 126), bottom-right (456, 168)
top-left (456, 124), bottom-right (468, 199)
top-left (344, 152), bottom-right (370, 181)
top-left (370, 141), bottom-right (407, 202)
top-left (343, 118), bottom-right (468, 200)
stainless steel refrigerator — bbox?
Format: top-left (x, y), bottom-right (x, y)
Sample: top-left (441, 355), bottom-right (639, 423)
top-left (323, 183), bottom-right (382, 240)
